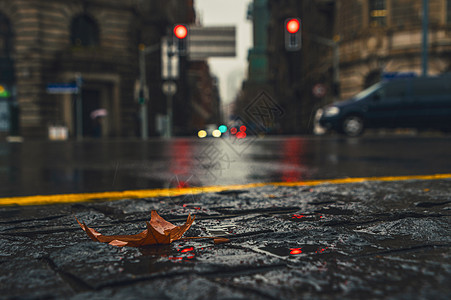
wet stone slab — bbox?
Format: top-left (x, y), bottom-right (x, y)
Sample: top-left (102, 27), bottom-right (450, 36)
top-left (0, 179), bottom-right (450, 299)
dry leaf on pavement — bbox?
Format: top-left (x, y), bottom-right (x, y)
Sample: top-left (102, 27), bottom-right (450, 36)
top-left (76, 210), bottom-right (195, 247)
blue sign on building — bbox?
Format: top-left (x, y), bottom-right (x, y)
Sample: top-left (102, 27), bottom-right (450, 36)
top-left (46, 82), bottom-right (79, 94)
top-left (382, 72), bottom-right (418, 81)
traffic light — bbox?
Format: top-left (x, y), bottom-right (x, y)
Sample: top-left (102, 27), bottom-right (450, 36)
top-left (284, 18), bottom-right (301, 51)
top-left (173, 24), bottom-right (188, 55)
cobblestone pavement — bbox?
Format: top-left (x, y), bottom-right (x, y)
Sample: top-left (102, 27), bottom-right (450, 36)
top-left (1, 179), bottom-right (450, 299)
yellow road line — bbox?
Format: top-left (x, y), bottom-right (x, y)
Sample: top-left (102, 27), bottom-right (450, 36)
top-left (1, 173), bottom-right (450, 206)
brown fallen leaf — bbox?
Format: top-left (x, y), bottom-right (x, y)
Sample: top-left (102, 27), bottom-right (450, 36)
top-left (213, 237), bottom-right (231, 244)
top-left (76, 210), bottom-right (195, 247)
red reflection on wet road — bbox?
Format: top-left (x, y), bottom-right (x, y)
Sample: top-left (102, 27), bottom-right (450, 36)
top-left (315, 247), bottom-right (329, 254)
top-left (281, 138), bottom-right (305, 182)
top-left (168, 139), bottom-right (194, 188)
top-left (168, 256), bottom-right (184, 260)
top-left (167, 246), bottom-right (196, 261)
top-left (292, 214), bottom-right (305, 219)
top-left (181, 247), bottom-right (194, 253)
top-left (290, 248), bottom-right (302, 255)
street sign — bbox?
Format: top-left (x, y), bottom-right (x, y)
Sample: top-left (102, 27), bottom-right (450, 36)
top-left (162, 81), bottom-right (177, 96)
top-left (312, 83), bottom-right (326, 98)
top-left (46, 83), bottom-right (79, 94)
top-left (188, 26), bottom-right (236, 60)
top-left (161, 36), bottom-right (179, 80)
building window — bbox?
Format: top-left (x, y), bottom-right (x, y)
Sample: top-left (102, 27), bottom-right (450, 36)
top-left (369, 0), bottom-right (387, 27)
top-left (0, 13), bottom-right (12, 57)
top-left (447, 0), bottom-right (451, 24)
top-left (70, 14), bottom-right (99, 46)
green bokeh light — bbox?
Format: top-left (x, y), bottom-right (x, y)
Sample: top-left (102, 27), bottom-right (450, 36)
top-left (218, 125), bottom-right (227, 133)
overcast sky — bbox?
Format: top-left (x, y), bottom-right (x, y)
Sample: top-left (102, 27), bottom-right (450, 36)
top-left (194, 0), bottom-right (252, 104)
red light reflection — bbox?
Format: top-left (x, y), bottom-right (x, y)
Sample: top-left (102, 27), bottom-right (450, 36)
top-left (292, 214), bottom-right (305, 219)
top-left (290, 248), bottom-right (302, 255)
top-left (315, 247), bottom-right (329, 254)
top-left (167, 246), bottom-right (196, 261)
top-left (281, 138), bottom-right (305, 182)
top-left (176, 181), bottom-right (189, 188)
top-left (181, 247), bottom-right (194, 253)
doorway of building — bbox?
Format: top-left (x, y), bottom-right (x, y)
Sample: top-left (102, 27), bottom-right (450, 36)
top-left (72, 89), bottom-right (102, 137)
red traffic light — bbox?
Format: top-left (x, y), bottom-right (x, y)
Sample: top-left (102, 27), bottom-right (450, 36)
top-left (286, 18), bottom-right (300, 34)
top-left (174, 25), bottom-right (188, 39)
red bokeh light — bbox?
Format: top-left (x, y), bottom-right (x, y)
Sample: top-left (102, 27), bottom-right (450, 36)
top-left (240, 125), bottom-right (247, 132)
top-left (230, 127), bottom-right (237, 135)
top-left (286, 19), bottom-right (300, 34)
top-left (236, 132), bottom-right (247, 139)
top-left (174, 25), bottom-right (188, 39)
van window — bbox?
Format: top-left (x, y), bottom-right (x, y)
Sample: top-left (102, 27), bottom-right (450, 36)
top-left (412, 78), bottom-right (449, 96)
top-left (384, 81), bottom-right (407, 97)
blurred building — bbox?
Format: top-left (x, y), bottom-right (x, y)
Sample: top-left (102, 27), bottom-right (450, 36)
top-left (238, 0), bottom-right (451, 134)
top-left (0, 0), bottom-right (198, 139)
top-left (187, 61), bottom-right (221, 133)
top-left (238, 0), bottom-right (334, 134)
top-left (337, 0), bottom-right (451, 99)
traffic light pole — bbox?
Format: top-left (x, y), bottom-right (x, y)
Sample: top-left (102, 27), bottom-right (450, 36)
top-left (75, 74), bottom-right (83, 141)
top-left (139, 47), bottom-right (148, 140)
top-left (166, 41), bottom-right (173, 138)
top-left (422, 0), bottom-right (429, 77)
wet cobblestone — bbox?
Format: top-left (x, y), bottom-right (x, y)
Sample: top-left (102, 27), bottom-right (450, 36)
top-left (0, 179), bottom-right (450, 299)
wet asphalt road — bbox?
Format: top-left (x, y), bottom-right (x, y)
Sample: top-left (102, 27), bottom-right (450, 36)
top-left (1, 135), bottom-right (450, 299)
top-left (1, 135), bottom-right (451, 198)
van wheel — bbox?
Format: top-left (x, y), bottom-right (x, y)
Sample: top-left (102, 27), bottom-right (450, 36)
top-left (342, 115), bottom-right (364, 136)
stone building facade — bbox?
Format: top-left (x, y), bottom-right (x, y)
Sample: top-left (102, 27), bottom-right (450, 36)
top-left (238, 0), bottom-right (451, 134)
top-left (0, 0), bottom-right (195, 138)
top-left (336, 0), bottom-right (451, 99)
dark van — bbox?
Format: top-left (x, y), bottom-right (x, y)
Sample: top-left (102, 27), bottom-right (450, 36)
top-left (318, 75), bottom-right (451, 136)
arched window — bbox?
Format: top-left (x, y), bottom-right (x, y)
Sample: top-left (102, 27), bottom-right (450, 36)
top-left (0, 13), bottom-right (12, 57)
top-left (70, 14), bottom-right (99, 46)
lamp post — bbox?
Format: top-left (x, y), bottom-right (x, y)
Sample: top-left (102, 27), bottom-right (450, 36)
top-left (422, 0), bottom-right (429, 77)
top-left (75, 74), bottom-right (83, 141)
